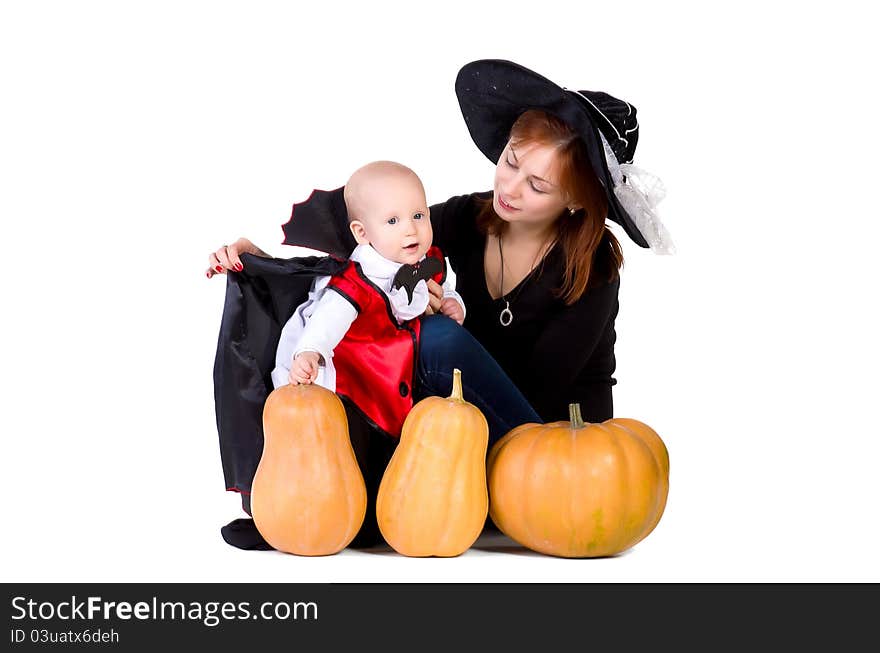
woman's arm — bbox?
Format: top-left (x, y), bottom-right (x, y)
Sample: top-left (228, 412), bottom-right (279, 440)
top-left (205, 237), bottom-right (271, 278)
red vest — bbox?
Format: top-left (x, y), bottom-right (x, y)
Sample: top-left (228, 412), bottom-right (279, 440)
top-left (326, 246), bottom-right (445, 437)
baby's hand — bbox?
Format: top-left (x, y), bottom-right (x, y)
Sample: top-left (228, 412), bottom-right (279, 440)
top-left (440, 297), bottom-right (465, 325)
top-left (290, 351), bottom-right (321, 385)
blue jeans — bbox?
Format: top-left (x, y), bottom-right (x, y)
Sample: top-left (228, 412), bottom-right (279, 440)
top-left (414, 315), bottom-right (543, 447)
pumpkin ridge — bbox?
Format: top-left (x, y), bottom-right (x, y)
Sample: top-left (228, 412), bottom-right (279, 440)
top-left (566, 426), bottom-right (578, 556)
top-left (520, 431), bottom-right (543, 554)
top-left (377, 402), bottom-right (429, 554)
top-left (328, 406), bottom-right (355, 553)
top-left (615, 420), bottom-right (667, 547)
top-left (437, 411), bottom-right (466, 555)
top-left (416, 410), bottom-right (446, 552)
top-left (490, 432), bottom-right (522, 542)
top-left (616, 421), bottom-right (660, 554)
top-left (438, 373), bottom-right (489, 555)
top-left (617, 423), bottom-right (639, 555)
top-left (440, 404), bottom-right (483, 555)
top-left (310, 405), bottom-right (336, 552)
top-left (598, 422), bottom-right (630, 556)
top-left (308, 396), bottom-right (330, 551)
top-left (576, 426), bottom-right (603, 556)
top-left (421, 408), bottom-right (454, 549)
top-left (466, 408), bottom-right (489, 553)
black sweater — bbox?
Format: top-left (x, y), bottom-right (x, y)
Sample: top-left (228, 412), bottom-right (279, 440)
top-left (429, 191), bottom-right (620, 423)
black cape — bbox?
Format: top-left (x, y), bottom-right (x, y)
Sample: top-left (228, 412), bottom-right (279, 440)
top-left (213, 252), bottom-right (400, 547)
top-left (214, 189), bottom-right (406, 548)
top-left (213, 253), bottom-right (349, 515)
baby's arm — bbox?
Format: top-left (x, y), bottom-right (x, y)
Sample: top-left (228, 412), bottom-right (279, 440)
top-left (272, 289), bottom-right (357, 387)
top-left (292, 290), bottom-right (357, 385)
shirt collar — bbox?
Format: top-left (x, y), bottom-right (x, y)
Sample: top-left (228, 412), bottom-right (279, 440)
top-left (349, 244), bottom-right (425, 288)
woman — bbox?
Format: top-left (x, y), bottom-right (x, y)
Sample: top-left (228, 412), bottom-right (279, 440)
top-left (210, 59), bottom-right (671, 549)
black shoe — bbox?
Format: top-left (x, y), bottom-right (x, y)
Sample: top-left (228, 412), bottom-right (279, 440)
top-left (221, 517), bottom-right (387, 551)
top-left (220, 518), bottom-right (274, 551)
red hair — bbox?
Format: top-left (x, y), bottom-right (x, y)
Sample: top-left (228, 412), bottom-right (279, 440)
top-left (476, 109), bottom-right (623, 304)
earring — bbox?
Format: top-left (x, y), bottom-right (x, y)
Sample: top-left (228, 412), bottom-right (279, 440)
top-left (568, 207), bottom-right (576, 215)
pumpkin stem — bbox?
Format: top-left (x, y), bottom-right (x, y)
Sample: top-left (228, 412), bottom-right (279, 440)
top-left (448, 368), bottom-right (465, 403)
top-left (569, 403), bottom-right (585, 429)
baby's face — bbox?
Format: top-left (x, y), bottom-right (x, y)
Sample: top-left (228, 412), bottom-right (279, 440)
top-left (353, 177), bottom-right (433, 265)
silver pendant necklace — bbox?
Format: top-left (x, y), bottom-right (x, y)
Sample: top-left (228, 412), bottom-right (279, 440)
top-left (497, 233), bottom-right (554, 327)
top-left (500, 304), bottom-right (513, 327)
top-left (498, 235), bottom-right (514, 326)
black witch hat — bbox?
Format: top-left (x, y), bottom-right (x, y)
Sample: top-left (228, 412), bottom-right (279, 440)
top-left (456, 59), bottom-right (672, 252)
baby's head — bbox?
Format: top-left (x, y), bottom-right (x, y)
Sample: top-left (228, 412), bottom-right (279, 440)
top-left (344, 161), bottom-right (432, 265)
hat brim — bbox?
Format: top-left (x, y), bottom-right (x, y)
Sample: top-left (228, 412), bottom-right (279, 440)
top-left (455, 59), bottom-right (648, 248)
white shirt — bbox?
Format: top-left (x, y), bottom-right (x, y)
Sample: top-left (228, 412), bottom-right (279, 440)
top-left (271, 244), bottom-right (465, 390)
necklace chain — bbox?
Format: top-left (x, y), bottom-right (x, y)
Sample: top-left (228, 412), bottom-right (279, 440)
top-left (497, 232), bottom-right (555, 327)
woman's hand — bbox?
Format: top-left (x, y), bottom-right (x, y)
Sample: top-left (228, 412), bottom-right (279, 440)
top-left (423, 280), bottom-right (444, 315)
top-left (205, 238), bottom-right (267, 278)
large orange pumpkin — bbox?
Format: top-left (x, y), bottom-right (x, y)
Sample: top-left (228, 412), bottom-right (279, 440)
top-left (376, 368), bottom-right (488, 557)
top-left (251, 383), bottom-right (367, 556)
top-left (487, 404), bottom-right (669, 558)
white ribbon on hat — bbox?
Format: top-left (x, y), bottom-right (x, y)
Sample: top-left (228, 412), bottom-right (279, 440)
top-left (598, 129), bottom-right (676, 255)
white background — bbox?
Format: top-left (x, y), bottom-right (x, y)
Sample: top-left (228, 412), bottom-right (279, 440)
top-left (2, 0), bottom-right (878, 584)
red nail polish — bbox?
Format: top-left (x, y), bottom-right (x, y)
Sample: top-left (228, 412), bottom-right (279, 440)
top-left (234, 263), bottom-right (243, 271)
top-left (215, 266), bottom-right (223, 273)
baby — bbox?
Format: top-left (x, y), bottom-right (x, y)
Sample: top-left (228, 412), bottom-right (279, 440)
top-left (270, 161), bottom-right (465, 436)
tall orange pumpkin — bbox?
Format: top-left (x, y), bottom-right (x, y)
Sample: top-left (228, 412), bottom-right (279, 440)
top-left (251, 383), bottom-right (367, 556)
top-left (376, 368), bottom-right (488, 557)
top-left (487, 404), bottom-right (669, 558)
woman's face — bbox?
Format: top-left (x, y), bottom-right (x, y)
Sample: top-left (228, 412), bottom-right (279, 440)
top-left (493, 139), bottom-right (572, 229)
